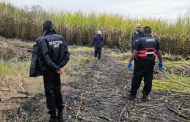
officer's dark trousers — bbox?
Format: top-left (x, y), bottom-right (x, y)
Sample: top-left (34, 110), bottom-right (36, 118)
top-left (43, 72), bottom-right (63, 114)
top-left (130, 59), bottom-right (155, 96)
top-left (94, 47), bottom-right (102, 60)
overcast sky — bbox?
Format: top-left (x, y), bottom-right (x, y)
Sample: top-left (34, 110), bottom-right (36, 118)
top-left (1, 0), bottom-right (190, 21)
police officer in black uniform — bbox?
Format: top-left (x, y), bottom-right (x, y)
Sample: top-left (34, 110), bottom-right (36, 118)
top-left (30, 20), bottom-right (70, 122)
top-left (127, 26), bottom-right (163, 102)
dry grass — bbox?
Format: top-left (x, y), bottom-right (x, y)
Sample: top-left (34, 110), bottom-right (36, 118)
top-left (0, 46), bottom-right (95, 96)
top-left (153, 74), bottom-right (190, 92)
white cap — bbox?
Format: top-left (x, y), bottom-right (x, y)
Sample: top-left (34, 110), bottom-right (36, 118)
top-left (97, 30), bottom-right (102, 35)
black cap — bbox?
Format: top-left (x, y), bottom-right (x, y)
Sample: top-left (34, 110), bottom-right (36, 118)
top-left (43, 20), bottom-right (53, 32)
top-left (143, 26), bottom-right (152, 34)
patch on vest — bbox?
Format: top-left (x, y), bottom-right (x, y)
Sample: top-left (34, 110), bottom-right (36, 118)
top-left (146, 39), bottom-right (155, 42)
top-left (49, 40), bottom-right (63, 48)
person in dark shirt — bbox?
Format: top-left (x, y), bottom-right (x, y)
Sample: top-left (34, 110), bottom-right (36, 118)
top-left (127, 26), bottom-right (164, 102)
top-left (131, 24), bottom-right (144, 53)
top-left (130, 24), bottom-right (144, 79)
top-left (93, 30), bottom-right (104, 60)
top-left (30, 20), bottom-right (70, 122)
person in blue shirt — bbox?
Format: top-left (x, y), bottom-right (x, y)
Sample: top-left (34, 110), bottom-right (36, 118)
top-left (93, 30), bottom-right (104, 60)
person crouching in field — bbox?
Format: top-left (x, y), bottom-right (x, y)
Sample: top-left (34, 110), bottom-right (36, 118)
top-left (93, 30), bottom-right (104, 60)
top-left (30, 20), bottom-right (70, 122)
top-left (127, 26), bottom-right (164, 102)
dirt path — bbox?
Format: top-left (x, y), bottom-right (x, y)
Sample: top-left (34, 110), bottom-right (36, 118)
top-left (60, 49), bottom-right (189, 122)
top-left (1, 48), bottom-right (190, 122)
top-left (60, 49), bottom-right (130, 121)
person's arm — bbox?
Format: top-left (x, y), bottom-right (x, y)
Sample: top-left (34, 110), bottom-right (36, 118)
top-left (156, 39), bottom-right (163, 62)
top-left (129, 38), bottom-right (140, 61)
top-left (131, 33), bottom-right (134, 42)
top-left (129, 50), bottom-right (138, 63)
top-left (131, 33), bottom-right (136, 53)
top-left (155, 39), bottom-right (164, 70)
top-left (131, 34), bottom-right (134, 47)
top-left (92, 37), bottom-right (95, 47)
top-left (127, 39), bottom-right (140, 70)
top-left (59, 43), bottom-right (70, 68)
top-left (40, 39), bottom-right (59, 70)
top-left (101, 36), bottom-right (104, 47)
top-left (157, 50), bottom-right (163, 63)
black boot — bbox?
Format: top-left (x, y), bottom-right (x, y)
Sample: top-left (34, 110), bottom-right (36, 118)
top-left (128, 94), bottom-right (136, 101)
top-left (57, 109), bottom-right (64, 122)
top-left (49, 111), bottom-right (58, 122)
top-left (141, 92), bottom-right (147, 102)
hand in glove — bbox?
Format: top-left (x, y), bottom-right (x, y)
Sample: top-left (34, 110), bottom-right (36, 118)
top-left (127, 62), bottom-right (132, 70)
top-left (158, 62), bottom-right (164, 71)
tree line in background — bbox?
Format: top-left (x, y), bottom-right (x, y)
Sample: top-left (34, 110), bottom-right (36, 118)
top-left (0, 2), bottom-right (190, 55)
